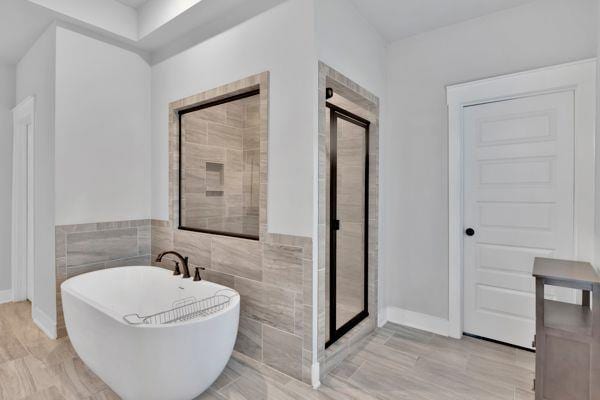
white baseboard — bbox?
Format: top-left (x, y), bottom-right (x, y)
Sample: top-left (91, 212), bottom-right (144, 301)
top-left (0, 290), bottom-right (12, 304)
top-left (386, 306), bottom-right (450, 337)
top-left (32, 306), bottom-right (57, 340)
top-left (378, 307), bottom-right (388, 327)
top-left (311, 362), bottom-right (321, 389)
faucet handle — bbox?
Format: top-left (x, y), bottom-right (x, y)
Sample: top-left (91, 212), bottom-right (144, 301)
top-left (193, 267), bottom-right (206, 282)
top-left (173, 261), bottom-right (181, 276)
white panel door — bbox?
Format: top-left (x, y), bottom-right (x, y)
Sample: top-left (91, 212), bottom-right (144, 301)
top-left (463, 91), bottom-right (575, 348)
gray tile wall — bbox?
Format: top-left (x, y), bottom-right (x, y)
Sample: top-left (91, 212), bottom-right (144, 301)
top-left (180, 94), bottom-right (260, 236)
top-left (55, 217), bottom-right (312, 382)
top-left (55, 220), bottom-right (151, 338)
top-left (151, 220), bottom-right (312, 382)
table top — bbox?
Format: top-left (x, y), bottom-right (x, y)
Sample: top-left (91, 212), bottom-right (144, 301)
top-left (533, 257), bottom-right (600, 285)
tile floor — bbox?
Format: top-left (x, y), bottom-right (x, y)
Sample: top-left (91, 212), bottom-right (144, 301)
top-left (0, 301), bottom-right (535, 400)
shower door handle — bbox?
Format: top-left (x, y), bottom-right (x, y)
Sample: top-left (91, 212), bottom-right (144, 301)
top-left (332, 219), bottom-right (340, 231)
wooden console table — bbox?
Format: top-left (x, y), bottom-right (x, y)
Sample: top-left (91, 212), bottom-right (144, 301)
top-left (533, 257), bottom-right (600, 400)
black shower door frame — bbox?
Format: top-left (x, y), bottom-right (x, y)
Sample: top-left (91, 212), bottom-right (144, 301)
top-left (326, 102), bottom-right (370, 348)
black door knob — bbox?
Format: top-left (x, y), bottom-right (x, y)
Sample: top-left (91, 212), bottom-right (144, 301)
top-left (465, 228), bottom-right (475, 236)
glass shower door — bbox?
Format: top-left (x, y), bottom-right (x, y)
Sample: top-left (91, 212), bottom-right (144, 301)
top-left (326, 103), bottom-right (369, 347)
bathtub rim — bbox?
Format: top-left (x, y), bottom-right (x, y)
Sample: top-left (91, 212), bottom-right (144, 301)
top-left (61, 266), bottom-right (240, 329)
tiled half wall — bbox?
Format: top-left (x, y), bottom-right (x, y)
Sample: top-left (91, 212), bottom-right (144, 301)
top-left (54, 219), bottom-right (313, 383)
top-left (55, 220), bottom-right (152, 338)
top-left (151, 220), bottom-right (313, 383)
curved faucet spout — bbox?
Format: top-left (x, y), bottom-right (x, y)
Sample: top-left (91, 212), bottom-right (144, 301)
top-left (155, 251), bottom-right (191, 279)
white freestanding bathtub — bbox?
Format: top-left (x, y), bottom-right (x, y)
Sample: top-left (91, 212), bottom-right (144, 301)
top-left (61, 266), bottom-right (240, 400)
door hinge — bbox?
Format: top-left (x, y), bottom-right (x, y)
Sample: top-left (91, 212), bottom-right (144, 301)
top-left (532, 334), bottom-right (536, 348)
top-left (332, 219), bottom-right (340, 231)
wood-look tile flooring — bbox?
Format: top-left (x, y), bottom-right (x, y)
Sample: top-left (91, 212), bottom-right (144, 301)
top-left (0, 301), bottom-right (535, 400)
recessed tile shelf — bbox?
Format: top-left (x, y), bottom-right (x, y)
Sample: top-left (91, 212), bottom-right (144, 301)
top-left (206, 162), bottom-right (224, 194)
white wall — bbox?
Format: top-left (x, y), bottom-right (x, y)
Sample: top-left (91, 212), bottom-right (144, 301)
top-left (0, 64), bottom-right (16, 293)
top-left (55, 27), bottom-right (151, 225)
top-left (16, 25), bottom-right (57, 327)
top-left (315, 0), bottom-right (387, 98)
top-left (385, 0), bottom-right (598, 320)
top-left (151, 0), bottom-right (317, 237)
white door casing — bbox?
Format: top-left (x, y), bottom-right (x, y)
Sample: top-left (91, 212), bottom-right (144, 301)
top-left (463, 92), bottom-right (575, 348)
top-left (26, 122), bottom-right (34, 301)
top-left (447, 59), bottom-right (596, 341)
top-left (12, 96), bottom-right (35, 303)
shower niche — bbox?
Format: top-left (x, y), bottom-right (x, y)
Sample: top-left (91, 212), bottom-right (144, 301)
top-left (178, 89), bottom-right (261, 239)
top-left (205, 162), bottom-right (224, 195)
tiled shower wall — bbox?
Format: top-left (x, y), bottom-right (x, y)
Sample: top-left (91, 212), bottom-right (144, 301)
top-left (55, 220), bottom-right (151, 337)
top-left (180, 94), bottom-right (260, 235)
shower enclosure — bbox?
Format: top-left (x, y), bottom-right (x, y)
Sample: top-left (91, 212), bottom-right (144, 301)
top-left (325, 101), bottom-right (370, 347)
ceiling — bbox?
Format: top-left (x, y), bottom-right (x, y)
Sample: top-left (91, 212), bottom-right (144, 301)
top-left (0, 0), bottom-right (542, 65)
top-left (350, 0), bottom-right (538, 42)
top-left (0, 0), bottom-right (285, 65)
top-left (115, 0), bottom-right (149, 8)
